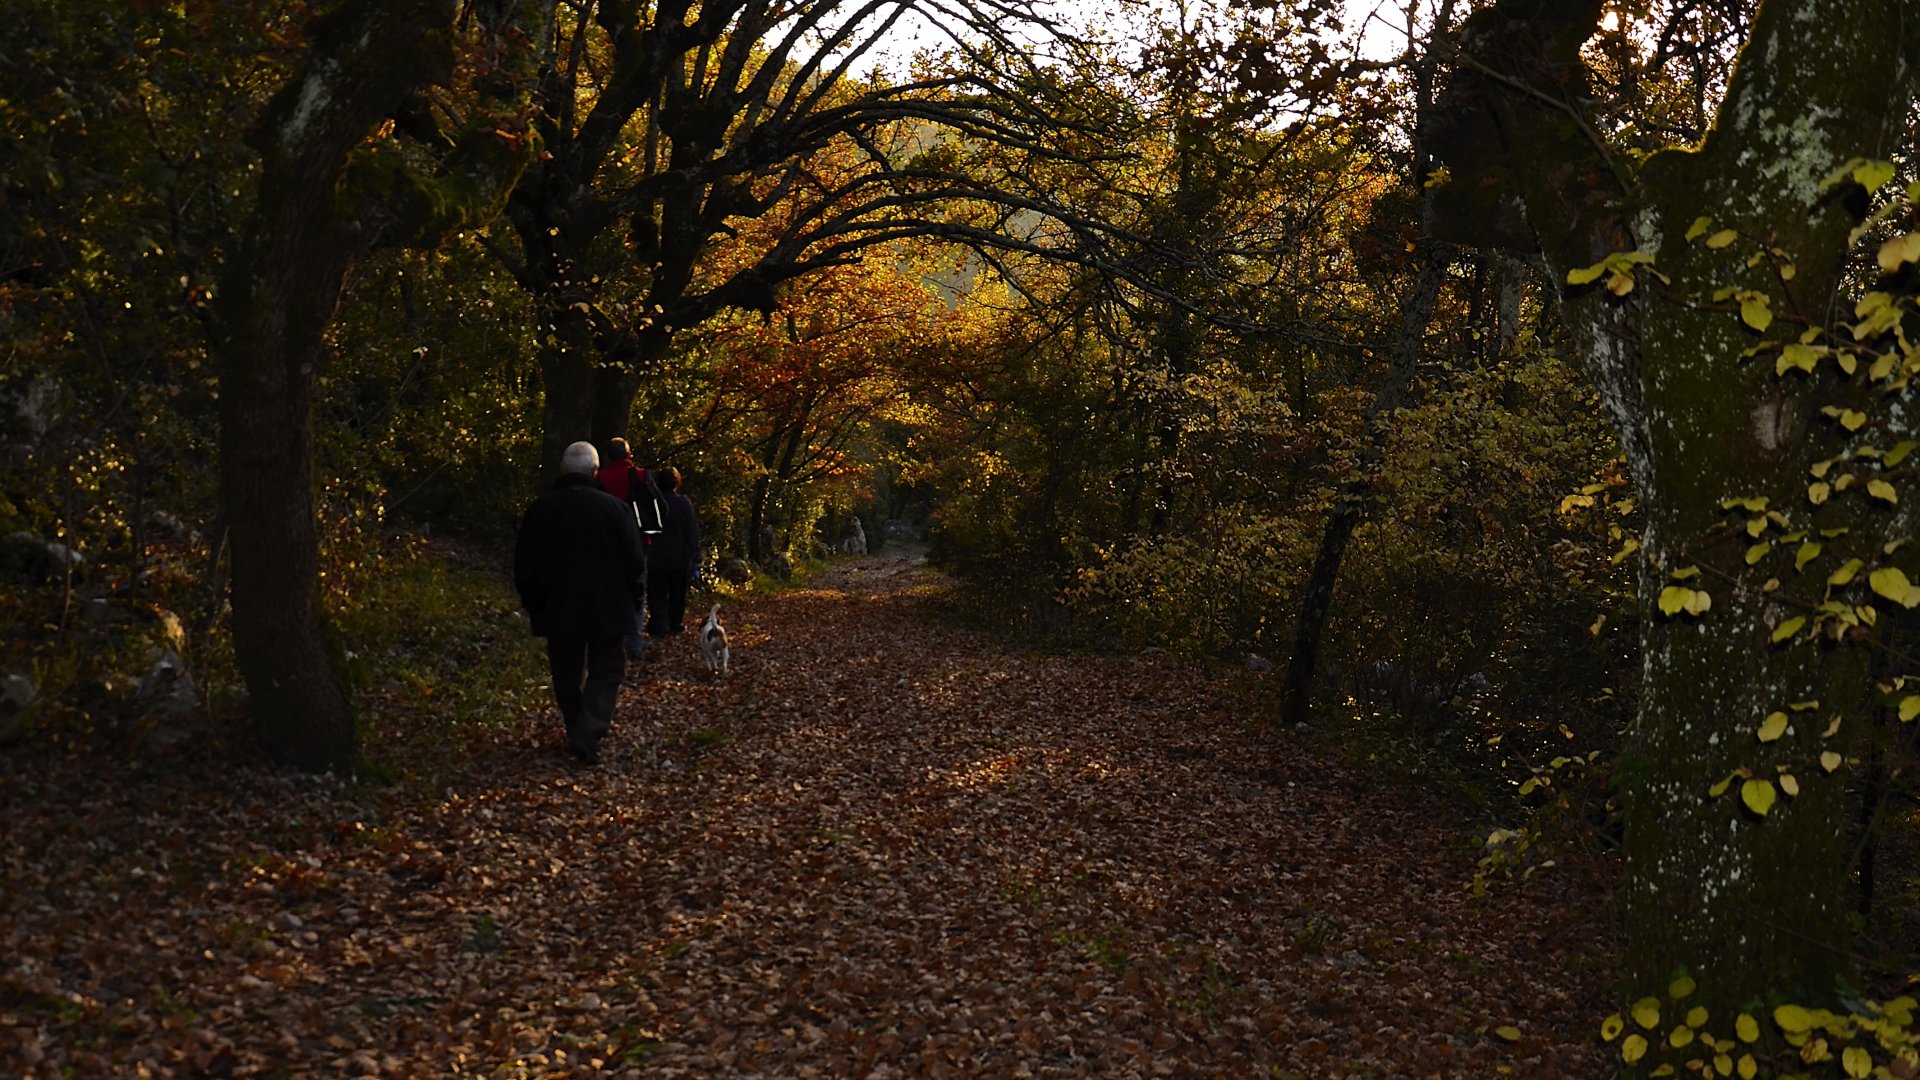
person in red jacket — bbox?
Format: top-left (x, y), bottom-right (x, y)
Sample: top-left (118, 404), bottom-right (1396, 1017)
top-left (595, 438), bottom-right (653, 660)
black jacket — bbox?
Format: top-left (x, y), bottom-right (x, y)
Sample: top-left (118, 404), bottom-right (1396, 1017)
top-left (513, 473), bottom-right (646, 638)
top-left (652, 491), bottom-right (701, 575)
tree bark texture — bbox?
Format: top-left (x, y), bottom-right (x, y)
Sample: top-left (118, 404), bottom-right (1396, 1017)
top-left (215, 1), bottom-right (458, 773)
top-left (1428, 0), bottom-right (1920, 1007)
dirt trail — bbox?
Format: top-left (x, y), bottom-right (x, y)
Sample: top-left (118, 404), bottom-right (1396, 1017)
top-left (1, 550), bottom-right (1613, 1078)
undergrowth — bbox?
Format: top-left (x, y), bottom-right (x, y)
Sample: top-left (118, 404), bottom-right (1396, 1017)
top-left (334, 540), bottom-right (549, 788)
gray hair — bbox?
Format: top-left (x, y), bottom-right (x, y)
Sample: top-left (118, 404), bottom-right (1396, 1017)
top-left (561, 440), bottom-right (600, 476)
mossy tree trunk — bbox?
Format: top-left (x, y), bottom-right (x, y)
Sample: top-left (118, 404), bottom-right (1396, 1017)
top-left (1429, 0), bottom-right (1920, 1009)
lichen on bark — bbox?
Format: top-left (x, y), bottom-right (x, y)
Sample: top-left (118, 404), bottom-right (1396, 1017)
top-left (1424, 0), bottom-right (1920, 1016)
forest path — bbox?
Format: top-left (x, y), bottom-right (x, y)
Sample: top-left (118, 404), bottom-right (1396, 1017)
top-left (1, 549), bottom-right (1612, 1078)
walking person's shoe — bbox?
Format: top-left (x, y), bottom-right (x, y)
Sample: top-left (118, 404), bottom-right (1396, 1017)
top-left (567, 736), bottom-right (601, 766)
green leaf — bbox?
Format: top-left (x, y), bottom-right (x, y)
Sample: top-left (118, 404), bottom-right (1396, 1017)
top-left (1820, 160), bottom-right (1857, 192)
top-left (1709, 773), bottom-right (1737, 797)
top-left (1774, 1004), bottom-right (1815, 1033)
top-left (1705, 229), bottom-right (1739, 249)
top-left (1746, 542), bottom-right (1772, 565)
top-left (1622, 1033), bottom-right (1648, 1064)
top-left (1567, 260), bottom-right (1609, 286)
top-left (1900, 696), bottom-right (1920, 722)
top-left (1669, 975), bottom-right (1697, 1000)
top-left (1740, 295), bottom-right (1773, 333)
top-left (1886, 441), bottom-right (1917, 467)
top-left (1853, 159), bottom-right (1897, 193)
top-left (1741, 778), bottom-right (1777, 816)
top-left (1685, 216), bottom-right (1712, 241)
top-left (1602, 1013), bottom-right (1626, 1041)
top-left (1808, 481), bottom-right (1831, 505)
top-left (1633, 997), bottom-right (1663, 1029)
top-left (1658, 586), bottom-right (1690, 616)
top-left (1843, 1045), bottom-right (1872, 1079)
top-left (1776, 343), bottom-right (1822, 375)
top-left (1757, 712), bottom-right (1788, 742)
top-left (1870, 567), bottom-right (1918, 607)
top-left (1771, 616), bottom-right (1806, 642)
top-left (1868, 479), bottom-right (1898, 504)
top-left (1735, 1013), bottom-right (1759, 1043)
top-left (1878, 232), bottom-right (1920, 273)
top-left (1795, 542), bottom-right (1822, 571)
top-left (1829, 558), bottom-right (1864, 586)
top-left (1671, 565), bottom-right (1702, 580)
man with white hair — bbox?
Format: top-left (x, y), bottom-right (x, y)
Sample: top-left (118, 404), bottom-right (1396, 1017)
top-left (513, 440), bottom-right (646, 765)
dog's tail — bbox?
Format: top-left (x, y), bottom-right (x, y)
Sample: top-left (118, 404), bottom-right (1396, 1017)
top-left (707, 603), bottom-right (721, 623)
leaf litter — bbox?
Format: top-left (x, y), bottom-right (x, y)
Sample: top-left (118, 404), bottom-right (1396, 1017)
top-left (0, 551), bottom-right (1612, 1077)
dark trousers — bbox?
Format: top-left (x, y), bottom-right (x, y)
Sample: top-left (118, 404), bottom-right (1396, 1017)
top-left (646, 567), bottom-right (691, 637)
top-left (545, 634), bottom-right (625, 757)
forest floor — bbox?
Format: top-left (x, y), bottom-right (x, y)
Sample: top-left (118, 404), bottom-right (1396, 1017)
top-left (2, 546), bottom-right (1616, 1079)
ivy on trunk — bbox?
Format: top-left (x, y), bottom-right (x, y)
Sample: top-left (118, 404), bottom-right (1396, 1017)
top-left (1427, 0), bottom-right (1920, 1014)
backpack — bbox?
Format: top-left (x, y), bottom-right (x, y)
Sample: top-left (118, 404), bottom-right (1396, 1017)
top-left (629, 466), bottom-right (667, 535)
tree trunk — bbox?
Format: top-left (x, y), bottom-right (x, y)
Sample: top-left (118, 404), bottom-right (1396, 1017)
top-left (1278, 2), bottom-right (1454, 730)
top-left (215, 0), bottom-right (458, 773)
top-left (538, 344), bottom-right (595, 476)
top-left (1427, 0), bottom-right (1920, 1010)
top-left (590, 363), bottom-right (642, 452)
top-left (1279, 247), bottom-right (1447, 728)
top-left (748, 477), bottom-right (772, 562)
top-left (536, 292), bottom-right (601, 473)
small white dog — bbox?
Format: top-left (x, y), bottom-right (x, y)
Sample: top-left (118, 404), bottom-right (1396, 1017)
top-left (698, 603), bottom-right (730, 678)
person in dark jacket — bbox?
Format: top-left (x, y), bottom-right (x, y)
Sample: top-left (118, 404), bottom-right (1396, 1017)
top-left (645, 466), bottom-right (702, 639)
top-left (594, 436), bottom-right (652, 660)
top-left (514, 441), bottom-right (646, 765)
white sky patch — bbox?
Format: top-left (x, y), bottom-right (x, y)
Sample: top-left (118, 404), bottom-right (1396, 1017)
top-left (839, 0), bottom-right (1427, 81)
